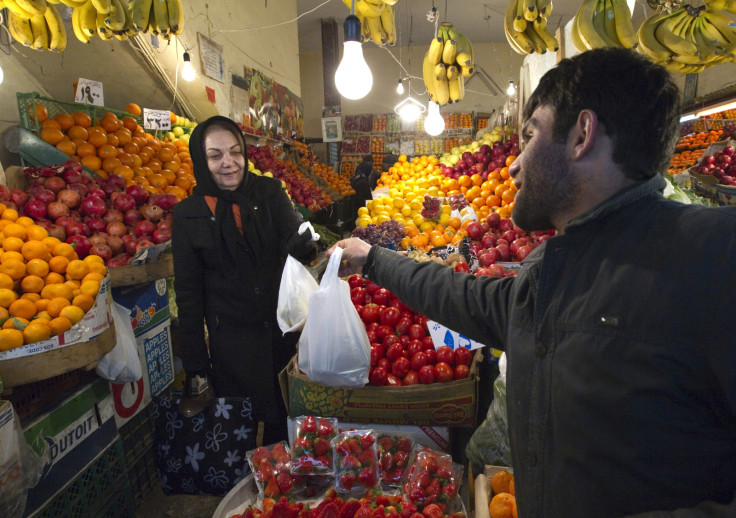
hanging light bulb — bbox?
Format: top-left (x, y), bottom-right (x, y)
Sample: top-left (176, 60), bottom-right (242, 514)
top-left (0, 64), bottom-right (4, 85)
top-left (334, 10), bottom-right (373, 100)
top-left (506, 80), bottom-right (516, 96)
top-left (424, 101), bottom-right (445, 136)
top-left (396, 78), bottom-right (405, 95)
top-left (182, 52), bottom-right (196, 81)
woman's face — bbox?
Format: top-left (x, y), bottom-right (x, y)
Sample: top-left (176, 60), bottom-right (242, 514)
top-left (204, 127), bottom-right (245, 191)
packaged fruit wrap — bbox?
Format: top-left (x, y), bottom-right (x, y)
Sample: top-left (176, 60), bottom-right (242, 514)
top-left (332, 430), bottom-right (379, 496)
top-left (376, 434), bottom-right (414, 488)
top-left (247, 441), bottom-right (306, 499)
top-left (402, 446), bottom-right (463, 512)
top-left (291, 416), bottom-right (339, 476)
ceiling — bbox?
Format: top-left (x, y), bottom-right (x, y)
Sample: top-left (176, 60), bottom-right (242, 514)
top-left (296, 0), bottom-right (581, 53)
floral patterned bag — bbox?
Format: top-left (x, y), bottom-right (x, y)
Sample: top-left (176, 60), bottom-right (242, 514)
top-left (152, 394), bottom-right (256, 495)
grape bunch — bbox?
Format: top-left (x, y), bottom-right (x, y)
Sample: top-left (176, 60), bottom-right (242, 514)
top-left (352, 220), bottom-right (406, 249)
top-left (447, 193), bottom-right (469, 211)
top-left (420, 195), bottom-right (441, 220)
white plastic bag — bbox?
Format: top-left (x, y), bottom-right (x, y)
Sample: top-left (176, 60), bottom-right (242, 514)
top-left (96, 301), bottom-right (143, 383)
top-left (298, 247), bottom-right (371, 387)
top-left (277, 255), bottom-right (319, 334)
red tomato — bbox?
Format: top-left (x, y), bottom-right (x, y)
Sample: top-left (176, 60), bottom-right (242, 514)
top-left (454, 347), bottom-right (473, 366)
top-left (410, 351), bottom-right (428, 371)
top-left (391, 356), bottom-right (411, 378)
top-left (433, 362), bottom-right (454, 382)
top-left (407, 339), bottom-right (424, 357)
top-left (376, 358), bottom-right (390, 371)
top-left (453, 364), bottom-right (470, 380)
top-left (366, 329), bottom-right (378, 343)
top-left (395, 318), bottom-right (412, 336)
top-left (386, 373), bottom-right (402, 386)
top-left (418, 365), bottom-right (435, 384)
top-left (390, 299), bottom-right (406, 312)
top-left (380, 307), bottom-right (401, 327)
top-left (351, 287), bottom-right (367, 306)
top-left (408, 324), bottom-right (425, 340)
top-left (403, 370), bottom-right (419, 385)
top-left (370, 367), bottom-right (388, 386)
top-left (435, 346), bottom-right (455, 365)
top-left (376, 324), bottom-right (394, 340)
top-left (372, 288), bottom-right (391, 306)
top-left (422, 335), bottom-right (435, 350)
top-left (424, 348), bottom-right (436, 365)
top-left (370, 343), bottom-right (385, 366)
top-left (365, 280), bottom-right (380, 295)
top-left (386, 343), bottom-right (405, 362)
top-left (453, 261), bottom-right (471, 273)
top-left (348, 274), bottom-right (364, 289)
top-left (362, 304), bottom-right (381, 324)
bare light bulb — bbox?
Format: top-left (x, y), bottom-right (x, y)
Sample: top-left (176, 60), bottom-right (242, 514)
top-left (424, 101), bottom-right (445, 136)
top-left (396, 79), bottom-right (404, 95)
top-left (335, 15), bottom-right (373, 100)
top-left (0, 65), bottom-right (4, 85)
top-left (506, 80), bottom-right (516, 96)
top-left (182, 52), bottom-right (196, 81)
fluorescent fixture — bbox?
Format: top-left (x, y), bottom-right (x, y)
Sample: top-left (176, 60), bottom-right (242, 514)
top-left (395, 96), bottom-right (425, 122)
top-left (696, 101), bottom-right (736, 118)
top-left (679, 114), bottom-right (697, 123)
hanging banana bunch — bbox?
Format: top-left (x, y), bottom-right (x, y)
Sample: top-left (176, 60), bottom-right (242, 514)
top-left (67, 0), bottom-right (183, 43)
top-left (703, 0), bottom-right (736, 15)
top-left (422, 22), bottom-right (473, 106)
top-left (342, 0), bottom-right (396, 46)
top-left (6, 2), bottom-right (68, 52)
top-left (504, 0), bottom-right (560, 55)
top-left (636, 5), bottom-right (736, 74)
top-left (570, 0), bottom-right (638, 52)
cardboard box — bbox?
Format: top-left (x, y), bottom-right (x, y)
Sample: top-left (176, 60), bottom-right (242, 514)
top-left (283, 353), bottom-right (480, 427)
top-left (111, 278), bottom-right (170, 337)
top-left (23, 379), bottom-right (118, 516)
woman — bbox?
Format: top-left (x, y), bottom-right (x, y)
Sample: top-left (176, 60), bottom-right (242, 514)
top-left (172, 116), bottom-right (317, 443)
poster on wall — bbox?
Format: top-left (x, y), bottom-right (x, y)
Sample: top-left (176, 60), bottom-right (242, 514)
top-left (197, 33), bottom-right (225, 83)
top-left (233, 66), bottom-right (304, 140)
top-left (321, 117), bottom-right (342, 142)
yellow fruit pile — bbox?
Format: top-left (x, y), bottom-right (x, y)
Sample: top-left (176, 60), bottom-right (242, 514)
top-left (489, 470), bottom-right (517, 518)
top-left (0, 205), bottom-right (106, 352)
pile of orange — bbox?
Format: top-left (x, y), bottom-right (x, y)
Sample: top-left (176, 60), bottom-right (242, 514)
top-left (292, 143), bottom-right (355, 197)
top-left (0, 205), bottom-right (106, 351)
top-left (37, 109), bottom-right (194, 201)
top-left (488, 470), bottom-right (517, 518)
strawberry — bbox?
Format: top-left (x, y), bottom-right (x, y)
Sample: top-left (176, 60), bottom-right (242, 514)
top-left (416, 470), bottom-right (431, 489)
top-left (424, 478), bottom-right (440, 503)
top-left (341, 454), bottom-right (360, 471)
top-left (313, 437), bottom-right (331, 457)
top-left (360, 433), bottom-right (375, 449)
top-left (396, 437), bottom-right (412, 452)
top-left (400, 501), bottom-right (418, 518)
top-left (258, 458), bottom-right (275, 481)
top-left (378, 436), bottom-right (394, 451)
top-left (358, 466), bottom-right (377, 488)
top-left (358, 448), bottom-right (374, 466)
top-left (264, 477), bottom-right (280, 497)
top-left (317, 419), bottom-right (335, 437)
top-left (276, 472), bottom-right (293, 493)
top-left (301, 416), bottom-right (318, 434)
top-left (353, 503), bottom-right (373, 518)
top-left (375, 495), bottom-right (390, 507)
top-left (370, 505), bottom-right (385, 518)
top-left (340, 499), bottom-right (361, 518)
top-left (339, 472), bottom-right (357, 491)
top-left (394, 450), bottom-right (408, 468)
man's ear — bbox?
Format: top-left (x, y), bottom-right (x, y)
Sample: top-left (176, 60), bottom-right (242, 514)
top-left (569, 109), bottom-right (599, 162)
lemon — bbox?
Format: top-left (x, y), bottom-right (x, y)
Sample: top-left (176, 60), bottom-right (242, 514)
top-left (441, 205), bottom-right (452, 215)
top-left (393, 198), bottom-right (405, 209)
top-left (420, 221), bottom-right (435, 232)
top-left (401, 205), bottom-right (412, 217)
top-left (356, 216), bottom-right (372, 228)
top-left (357, 207), bottom-right (369, 216)
top-left (375, 214), bottom-right (391, 225)
top-left (412, 214), bottom-right (425, 226)
top-left (439, 213), bottom-right (451, 226)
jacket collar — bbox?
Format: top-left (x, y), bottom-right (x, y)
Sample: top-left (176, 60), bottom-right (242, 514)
top-left (566, 174), bottom-right (666, 231)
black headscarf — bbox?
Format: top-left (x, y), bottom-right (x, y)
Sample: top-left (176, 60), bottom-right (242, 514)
top-left (189, 116), bottom-right (271, 268)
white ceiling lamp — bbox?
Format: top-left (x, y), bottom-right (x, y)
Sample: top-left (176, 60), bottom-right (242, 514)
top-left (424, 101), bottom-right (445, 136)
top-left (395, 96), bottom-right (425, 123)
top-left (506, 80), bottom-right (516, 96)
top-left (696, 100), bottom-right (736, 118)
top-left (182, 52), bottom-right (196, 81)
top-left (335, 1), bottom-right (373, 100)
top-left (396, 78), bottom-right (405, 95)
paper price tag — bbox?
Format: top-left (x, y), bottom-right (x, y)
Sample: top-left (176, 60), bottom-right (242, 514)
top-left (427, 320), bottom-right (487, 351)
top-left (143, 108), bottom-right (172, 130)
top-left (74, 78), bottom-right (104, 106)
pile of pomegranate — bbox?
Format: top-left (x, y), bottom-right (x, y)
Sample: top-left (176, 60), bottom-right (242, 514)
top-left (17, 161), bottom-right (176, 266)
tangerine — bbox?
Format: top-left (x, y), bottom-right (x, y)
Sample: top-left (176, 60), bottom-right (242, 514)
top-left (9, 299), bottom-right (36, 320)
top-left (41, 119), bottom-right (61, 130)
top-left (54, 112), bottom-right (75, 130)
top-left (0, 260), bottom-right (26, 281)
top-left (81, 156), bottom-right (102, 171)
top-left (40, 127), bottom-right (65, 146)
top-left (0, 329), bottom-right (24, 351)
top-left (28, 103), bottom-right (48, 122)
top-left (72, 293), bottom-right (95, 313)
top-left (20, 275), bottom-right (45, 294)
top-left (489, 493), bottom-right (517, 518)
top-left (0, 289), bottom-right (18, 308)
top-left (60, 305), bottom-right (85, 324)
top-left (76, 142), bottom-right (96, 158)
top-left (50, 316), bottom-right (73, 335)
top-left (491, 471), bottom-right (514, 495)
top-left (23, 321), bottom-right (52, 344)
top-left (56, 141), bottom-right (77, 156)
top-left (21, 241), bottom-right (49, 261)
top-left (124, 103), bottom-right (142, 116)
top-left (1, 209), bottom-right (18, 221)
top-left (72, 112), bottom-right (92, 128)
top-left (44, 272), bottom-right (66, 285)
top-left (26, 258), bottom-right (49, 278)
top-left (46, 297), bottom-right (70, 318)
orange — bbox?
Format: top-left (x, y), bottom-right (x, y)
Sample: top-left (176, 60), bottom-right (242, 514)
top-left (65, 260), bottom-right (90, 280)
top-left (46, 297), bottom-right (70, 318)
top-left (80, 280), bottom-right (101, 298)
top-left (0, 289), bottom-right (18, 308)
top-left (0, 251), bottom-right (24, 264)
top-left (124, 103), bottom-right (142, 116)
top-left (26, 225), bottom-right (49, 242)
top-left (490, 471), bottom-right (514, 496)
top-left (117, 152), bottom-right (134, 167)
top-left (21, 293), bottom-right (40, 302)
top-left (105, 133), bottom-right (120, 147)
top-left (25, 259), bottom-right (49, 279)
top-left (23, 321), bottom-right (52, 344)
top-left (44, 272), bottom-right (66, 286)
top-left (41, 283), bottom-right (73, 301)
top-left (98, 144), bottom-right (118, 159)
top-left (101, 157), bottom-right (122, 174)
top-left (41, 127), bottom-right (65, 146)
top-left (0, 329), bottom-right (24, 351)
top-left (60, 305), bottom-right (85, 324)
top-left (1, 209), bottom-right (18, 221)
top-left (76, 142), bottom-right (96, 158)
top-left (34, 298), bottom-right (49, 313)
top-left (48, 255), bottom-right (70, 274)
top-left (81, 156), bottom-right (102, 171)
top-left (8, 299), bottom-right (36, 320)
top-left (157, 147), bottom-right (175, 162)
top-left (165, 186), bottom-right (188, 201)
top-left (88, 132), bottom-right (108, 148)
top-left (508, 479), bottom-right (515, 496)
top-left (67, 125), bottom-right (89, 140)
top-left (15, 217), bottom-right (34, 228)
top-left (42, 236), bottom-right (61, 249)
top-left (2, 317), bottom-right (28, 330)
top-left (161, 169), bottom-right (176, 185)
top-left (21, 241), bottom-right (49, 261)
top-left (72, 112), bottom-right (92, 128)
top-left (149, 174), bottom-right (167, 189)
top-left (101, 116), bottom-right (120, 133)
top-left (41, 119), bottom-right (62, 130)
top-left (0, 260), bottom-right (26, 281)
top-left (72, 293), bottom-right (95, 313)
top-left (82, 272), bottom-right (105, 284)
top-left (0, 274), bottom-right (13, 290)
top-left (113, 165), bottom-right (135, 181)
top-left (0, 308), bottom-right (8, 319)
top-left (123, 142), bottom-right (140, 155)
top-left (20, 275), bottom-right (45, 294)
top-left (54, 112), bottom-right (75, 130)
top-left (489, 493), bottom-right (517, 518)
top-left (56, 140), bottom-right (77, 156)
top-left (83, 254), bottom-right (104, 265)
top-left (49, 316), bottom-right (73, 336)
top-left (28, 103), bottom-right (48, 122)
top-left (114, 128), bottom-right (132, 145)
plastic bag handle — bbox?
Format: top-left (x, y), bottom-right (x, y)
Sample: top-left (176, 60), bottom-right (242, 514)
top-left (321, 247), bottom-right (343, 287)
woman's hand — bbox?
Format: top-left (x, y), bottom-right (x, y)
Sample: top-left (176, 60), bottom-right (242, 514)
top-left (327, 238), bottom-right (372, 277)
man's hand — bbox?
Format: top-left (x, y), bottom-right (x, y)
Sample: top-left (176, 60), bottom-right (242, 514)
top-left (327, 238), bottom-right (372, 277)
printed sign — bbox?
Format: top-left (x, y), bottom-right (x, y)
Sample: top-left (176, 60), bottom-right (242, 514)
top-left (74, 78), bottom-right (104, 106)
top-left (427, 320), bottom-right (486, 351)
top-left (143, 108), bottom-right (172, 130)
top-left (198, 32), bottom-right (224, 82)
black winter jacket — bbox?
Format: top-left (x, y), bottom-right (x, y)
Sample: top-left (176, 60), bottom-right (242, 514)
top-left (364, 175), bottom-right (736, 517)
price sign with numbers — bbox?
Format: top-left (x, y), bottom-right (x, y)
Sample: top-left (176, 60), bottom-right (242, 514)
top-left (75, 78), bottom-right (104, 106)
top-left (143, 108), bottom-right (172, 131)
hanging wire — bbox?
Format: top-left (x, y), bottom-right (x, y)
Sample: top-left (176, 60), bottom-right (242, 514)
top-left (213, 0), bottom-right (332, 34)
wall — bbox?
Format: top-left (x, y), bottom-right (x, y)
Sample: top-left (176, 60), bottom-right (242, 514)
top-left (299, 42), bottom-right (526, 139)
top-left (0, 0), bottom-right (301, 168)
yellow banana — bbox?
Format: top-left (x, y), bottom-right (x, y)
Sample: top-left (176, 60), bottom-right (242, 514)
top-left (506, 0), bottom-right (534, 54)
top-left (452, 31), bottom-right (474, 66)
top-left (514, 0), bottom-right (527, 32)
top-left (16, 0), bottom-right (47, 16)
top-left (8, 11), bottom-right (34, 45)
top-left (59, 0), bottom-right (87, 6)
top-left (536, 0), bottom-right (552, 18)
top-left (576, 0), bottom-right (609, 49)
top-left (422, 51), bottom-right (437, 102)
top-left (571, 13), bottom-right (588, 52)
top-left (360, 14), bottom-right (370, 42)
top-left (699, 12), bottom-right (736, 59)
top-left (441, 38), bottom-right (457, 65)
top-left (592, 0), bottom-right (620, 47)
top-left (152, 0), bottom-right (169, 34)
top-left (449, 75), bottom-right (464, 103)
top-left (446, 65), bottom-right (459, 81)
top-left (524, 23), bottom-right (547, 53)
top-left (365, 15), bottom-right (386, 45)
top-left (704, 0), bottom-right (727, 10)
top-left (105, 0), bottom-right (126, 30)
top-left (71, 5), bottom-right (90, 42)
top-left (379, 4), bottom-right (396, 45)
top-left (79, 0), bottom-right (98, 35)
top-left (113, 31), bottom-right (128, 40)
top-left (5, 0), bottom-right (35, 18)
top-left (121, 0), bottom-right (137, 35)
top-left (534, 14), bottom-right (547, 30)
top-left (45, 4), bottom-right (67, 51)
top-left (655, 9), bottom-right (699, 57)
top-left (130, 0), bottom-right (151, 31)
top-left (522, 0), bottom-right (537, 22)
top-left (427, 37), bottom-right (444, 65)
top-left (461, 65), bottom-right (475, 77)
top-left (636, 13), bottom-right (674, 63)
top-left (692, 16), bottom-right (726, 62)
top-left (29, 13), bottom-right (49, 50)
top-left (434, 63), bottom-right (450, 105)
top-left (91, 0), bottom-right (111, 13)
top-left (702, 10), bottom-right (736, 45)
top-left (601, 0), bottom-right (623, 46)
top-left (611, 0), bottom-right (638, 48)
top-left (353, 0), bottom-right (384, 18)
top-left (533, 17), bottom-right (560, 51)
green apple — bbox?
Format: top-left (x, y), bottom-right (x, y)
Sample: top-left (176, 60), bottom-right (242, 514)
top-left (165, 131), bottom-right (175, 141)
top-left (173, 126), bottom-right (185, 137)
top-left (180, 134), bottom-right (190, 143)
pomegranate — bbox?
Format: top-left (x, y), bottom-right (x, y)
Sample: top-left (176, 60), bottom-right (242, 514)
top-left (156, 219), bottom-right (171, 231)
top-left (47, 201), bottom-right (70, 220)
top-left (139, 204), bottom-right (163, 222)
top-left (87, 186), bottom-right (106, 199)
top-left (136, 239), bottom-right (156, 252)
top-left (48, 224), bottom-right (66, 241)
top-left (44, 176), bottom-right (66, 193)
top-left (124, 209), bottom-right (141, 226)
top-left (87, 218), bottom-right (106, 233)
top-left (66, 221), bottom-right (90, 237)
top-left (123, 236), bottom-right (138, 255)
top-left (103, 208), bottom-right (124, 224)
top-left (10, 189), bottom-right (28, 208)
top-left (62, 169), bottom-right (83, 184)
top-left (134, 219), bottom-right (155, 237)
top-left (112, 193), bottom-right (136, 212)
top-left (107, 235), bottom-right (124, 254)
top-left (152, 227), bottom-right (172, 244)
top-left (106, 221), bottom-right (127, 238)
top-left (126, 185), bottom-right (149, 205)
top-left (66, 235), bottom-right (91, 258)
top-left (80, 195), bottom-right (106, 217)
top-left (0, 185), bottom-right (11, 201)
top-left (89, 234), bottom-right (108, 247)
top-left (106, 253), bottom-right (131, 267)
top-left (89, 243), bottom-right (113, 262)
top-left (154, 193), bottom-right (178, 211)
top-left (24, 199), bottom-right (47, 219)
top-left (100, 181), bottom-right (118, 197)
top-left (67, 183), bottom-right (88, 199)
top-left (106, 174), bottom-right (126, 190)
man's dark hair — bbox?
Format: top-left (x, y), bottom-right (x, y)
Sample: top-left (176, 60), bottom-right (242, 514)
top-left (523, 48), bottom-right (681, 181)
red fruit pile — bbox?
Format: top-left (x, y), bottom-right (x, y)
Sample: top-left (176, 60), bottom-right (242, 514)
top-left (19, 161), bottom-right (176, 265)
top-left (334, 431), bottom-right (379, 494)
top-left (377, 435), bottom-right (414, 487)
top-left (291, 416), bottom-right (338, 475)
top-left (248, 442), bottom-right (304, 498)
top-left (402, 448), bottom-right (460, 510)
top-left (693, 144), bottom-right (736, 186)
top-left (348, 275), bottom-right (474, 387)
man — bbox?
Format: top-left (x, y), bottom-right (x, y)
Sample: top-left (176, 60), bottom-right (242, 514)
top-left (350, 155), bottom-right (376, 209)
top-left (329, 48), bottom-right (736, 517)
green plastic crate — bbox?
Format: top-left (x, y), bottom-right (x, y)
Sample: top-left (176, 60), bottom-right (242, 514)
top-left (17, 92), bottom-right (142, 135)
top-left (34, 438), bottom-right (135, 518)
